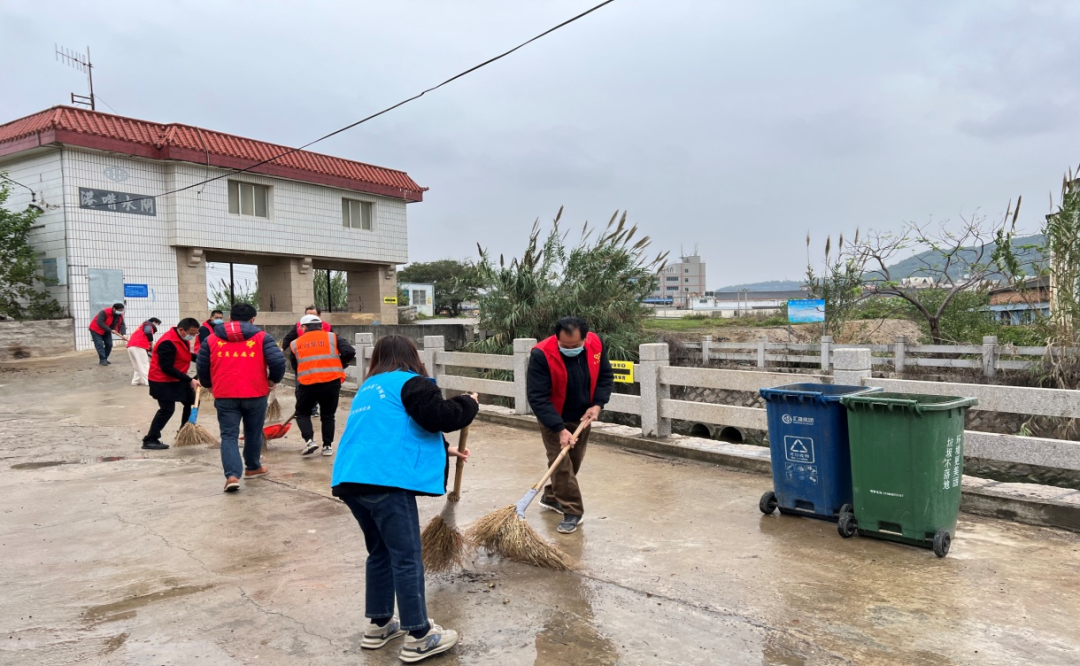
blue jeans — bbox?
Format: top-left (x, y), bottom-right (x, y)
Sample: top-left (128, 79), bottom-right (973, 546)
top-left (215, 396), bottom-right (268, 479)
top-left (342, 491), bottom-right (428, 631)
top-left (90, 331), bottom-right (112, 362)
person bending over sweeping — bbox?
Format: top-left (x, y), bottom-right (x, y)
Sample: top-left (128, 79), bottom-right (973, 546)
top-left (142, 318), bottom-right (201, 450)
top-left (527, 316), bottom-right (614, 534)
top-left (126, 317), bottom-right (161, 386)
top-left (331, 334), bottom-right (477, 663)
top-left (290, 314), bottom-right (355, 457)
top-left (196, 303), bottom-right (286, 493)
top-left (88, 302), bottom-right (127, 366)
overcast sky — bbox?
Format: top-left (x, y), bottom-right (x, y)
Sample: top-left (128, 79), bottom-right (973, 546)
top-left (3, 1), bottom-right (1078, 288)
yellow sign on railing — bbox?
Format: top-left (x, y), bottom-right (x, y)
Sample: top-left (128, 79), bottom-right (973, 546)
top-left (611, 360), bottom-right (635, 384)
top-left (383, 296), bottom-right (398, 304)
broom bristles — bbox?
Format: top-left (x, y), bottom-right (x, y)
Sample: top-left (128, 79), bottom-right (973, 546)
top-left (175, 422), bottom-right (217, 447)
top-left (421, 515), bottom-right (470, 573)
top-left (466, 505), bottom-right (574, 571)
top-left (265, 394), bottom-right (282, 422)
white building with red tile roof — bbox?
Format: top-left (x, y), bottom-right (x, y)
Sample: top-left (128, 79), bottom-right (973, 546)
top-left (0, 106), bottom-right (424, 349)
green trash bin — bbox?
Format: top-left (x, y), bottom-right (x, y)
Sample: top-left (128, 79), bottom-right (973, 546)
top-left (837, 392), bottom-right (978, 557)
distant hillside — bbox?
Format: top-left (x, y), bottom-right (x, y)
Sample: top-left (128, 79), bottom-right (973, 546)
top-left (883, 234), bottom-right (1044, 280)
top-left (715, 280), bottom-right (804, 292)
top-left (715, 234), bottom-right (1045, 292)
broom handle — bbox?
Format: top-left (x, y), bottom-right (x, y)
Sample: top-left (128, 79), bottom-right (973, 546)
top-left (532, 418), bottom-right (592, 491)
top-left (448, 426), bottom-right (469, 501)
top-left (192, 384), bottom-right (202, 410)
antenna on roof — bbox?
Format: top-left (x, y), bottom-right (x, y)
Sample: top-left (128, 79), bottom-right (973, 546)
top-left (55, 44), bottom-right (95, 111)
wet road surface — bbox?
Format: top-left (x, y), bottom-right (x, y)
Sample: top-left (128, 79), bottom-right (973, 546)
top-left (1, 355), bottom-right (1078, 665)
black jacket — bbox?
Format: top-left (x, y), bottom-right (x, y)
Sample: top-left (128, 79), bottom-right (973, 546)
top-left (527, 338), bottom-right (615, 431)
top-left (195, 321), bottom-right (287, 391)
top-left (332, 376), bottom-right (478, 498)
top-left (197, 319), bottom-right (218, 346)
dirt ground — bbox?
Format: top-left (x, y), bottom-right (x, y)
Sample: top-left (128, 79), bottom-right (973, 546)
top-left (2, 353), bottom-right (1079, 665)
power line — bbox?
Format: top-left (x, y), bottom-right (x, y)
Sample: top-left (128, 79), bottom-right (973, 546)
top-left (79, 0), bottom-right (616, 211)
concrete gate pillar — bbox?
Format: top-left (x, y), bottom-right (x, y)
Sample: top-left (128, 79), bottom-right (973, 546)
top-left (347, 265), bottom-right (398, 324)
top-left (176, 248), bottom-right (208, 322)
top-left (258, 256), bottom-right (314, 314)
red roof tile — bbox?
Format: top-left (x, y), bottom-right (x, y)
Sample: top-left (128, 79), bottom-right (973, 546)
top-left (0, 106), bottom-right (425, 201)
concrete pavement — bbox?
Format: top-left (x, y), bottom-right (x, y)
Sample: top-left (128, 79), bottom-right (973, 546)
top-left (1, 353), bottom-right (1079, 665)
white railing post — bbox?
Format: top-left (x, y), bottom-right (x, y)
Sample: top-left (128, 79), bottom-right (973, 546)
top-left (833, 347), bottom-right (872, 386)
top-left (639, 342), bottom-right (671, 438)
top-left (701, 335), bottom-right (712, 365)
top-left (757, 337), bottom-right (767, 369)
top-left (820, 335), bottom-right (833, 371)
top-left (512, 337), bottom-right (536, 415)
top-left (422, 335), bottom-right (446, 390)
top-left (353, 332), bottom-right (374, 384)
top-left (983, 335), bottom-right (999, 378)
top-left (894, 336), bottom-right (906, 374)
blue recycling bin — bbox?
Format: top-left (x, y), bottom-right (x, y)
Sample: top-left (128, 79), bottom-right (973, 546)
top-left (757, 383), bottom-right (881, 522)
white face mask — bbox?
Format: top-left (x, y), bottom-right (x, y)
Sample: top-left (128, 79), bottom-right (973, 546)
top-left (181, 333), bottom-right (195, 342)
top-left (114, 309), bottom-right (124, 315)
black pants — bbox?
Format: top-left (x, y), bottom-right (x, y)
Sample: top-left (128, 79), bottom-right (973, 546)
top-left (145, 399), bottom-right (193, 443)
top-left (295, 380), bottom-right (341, 446)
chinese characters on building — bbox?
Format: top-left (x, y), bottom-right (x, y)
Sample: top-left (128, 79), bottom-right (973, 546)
top-left (79, 188), bottom-right (156, 216)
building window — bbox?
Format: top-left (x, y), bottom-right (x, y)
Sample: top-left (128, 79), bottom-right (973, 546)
top-left (228, 181), bottom-right (269, 217)
top-left (666, 276), bottom-right (679, 282)
top-left (666, 286), bottom-right (678, 291)
top-left (343, 199), bottom-right (373, 230)
top-left (685, 278), bottom-right (690, 283)
top-left (684, 268), bottom-right (690, 273)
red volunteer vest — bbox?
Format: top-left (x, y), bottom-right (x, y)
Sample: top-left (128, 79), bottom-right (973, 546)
top-left (535, 332), bottom-right (603, 414)
top-left (206, 322), bottom-right (269, 399)
top-left (148, 328), bottom-right (192, 383)
top-left (88, 310), bottom-right (124, 335)
top-left (295, 321), bottom-right (332, 337)
top-left (126, 321), bottom-right (157, 350)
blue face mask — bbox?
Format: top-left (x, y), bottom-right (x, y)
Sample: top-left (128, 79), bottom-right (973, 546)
top-left (559, 346), bottom-right (585, 357)
top-left (212, 318), bottom-right (223, 325)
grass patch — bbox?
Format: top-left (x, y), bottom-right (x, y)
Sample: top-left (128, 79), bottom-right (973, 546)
top-left (645, 315), bottom-right (788, 332)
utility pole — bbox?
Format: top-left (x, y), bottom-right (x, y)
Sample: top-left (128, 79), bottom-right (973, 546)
top-left (55, 44), bottom-right (95, 110)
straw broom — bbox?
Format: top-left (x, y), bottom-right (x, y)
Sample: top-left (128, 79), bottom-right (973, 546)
top-left (175, 386), bottom-right (217, 447)
top-left (265, 385), bottom-right (282, 421)
top-left (466, 420), bottom-right (592, 571)
top-left (421, 427), bottom-right (472, 572)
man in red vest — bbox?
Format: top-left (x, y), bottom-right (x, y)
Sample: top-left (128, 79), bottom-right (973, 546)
top-left (198, 310), bottom-right (224, 346)
top-left (526, 317), bottom-right (614, 534)
top-left (88, 302), bottom-right (127, 366)
top-left (126, 317), bottom-right (161, 386)
top-left (142, 318), bottom-right (201, 450)
top-left (196, 303), bottom-right (286, 493)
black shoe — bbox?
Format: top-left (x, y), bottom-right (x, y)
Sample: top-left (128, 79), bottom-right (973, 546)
top-left (99, 360), bottom-right (109, 366)
top-left (539, 498), bottom-right (566, 515)
top-left (142, 440), bottom-right (169, 450)
top-left (557, 515), bottom-right (584, 534)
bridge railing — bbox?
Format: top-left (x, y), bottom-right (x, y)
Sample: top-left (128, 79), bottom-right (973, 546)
top-left (346, 334), bottom-right (1080, 476)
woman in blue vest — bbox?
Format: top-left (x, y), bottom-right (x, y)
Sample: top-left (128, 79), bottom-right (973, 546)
top-left (332, 334), bottom-right (477, 663)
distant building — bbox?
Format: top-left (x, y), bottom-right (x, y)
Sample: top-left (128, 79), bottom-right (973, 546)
top-left (649, 253), bottom-right (706, 308)
top-left (987, 276), bottom-right (1050, 325)
top-left (400, 282), bottom-right (435, 317)
top-left (687, 289), bottom-right (809, 317)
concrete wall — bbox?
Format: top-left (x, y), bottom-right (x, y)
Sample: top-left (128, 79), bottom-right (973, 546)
top-left (168, 163), bottom-right (409, 264)
top-left (0, 319), bottom-right (74, 360)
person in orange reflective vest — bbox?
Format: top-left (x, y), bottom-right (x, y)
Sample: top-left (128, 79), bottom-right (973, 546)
top-left (88, 302), bottom-right (127, 366)
top-left (126, 317), bottom-right (161, 386)
top-left (290, 314), bottom-right (356, 457)
top-left (143, 318), bottom-right (201, 450)
top-left (526, 317), bottom-right (614, 535)
top-left (281, 305), bottom-right (333, 418)
top-left (196, 303), bottom-right (286, 493)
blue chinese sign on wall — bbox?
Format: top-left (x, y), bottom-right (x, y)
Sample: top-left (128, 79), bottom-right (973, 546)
top-left (124, 284), bottom-right (149, 298)
top-left (79, 187), bottom-right (156, 216)
top-left (788, 299), bottom-right (826, 323)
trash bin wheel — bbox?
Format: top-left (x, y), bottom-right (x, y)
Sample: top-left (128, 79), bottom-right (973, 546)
top-left (837, 513), bottom-right (858, 539)
top-left (839, 503), bottom-right (853, 516)
top-left (933, 530), bottom-right (951, 558)
top-left (759, 490), bottom-right (778, 515)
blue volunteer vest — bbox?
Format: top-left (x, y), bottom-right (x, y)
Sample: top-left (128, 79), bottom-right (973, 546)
top-left (331, 370), bottom-right (446, 495)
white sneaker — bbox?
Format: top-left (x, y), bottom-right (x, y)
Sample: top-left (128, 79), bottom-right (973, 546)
top-left (362, 616), bottom-right (406, 650)
top-left (301, 440), bottom-right (319, 456)
top-left (399, 620), bottom-right (458, 663)
top-left (321, 444), bottom-right (334, 457)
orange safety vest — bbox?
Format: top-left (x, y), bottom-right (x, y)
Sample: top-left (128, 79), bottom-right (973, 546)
top-left (290, 331), bottom-right (346, 385)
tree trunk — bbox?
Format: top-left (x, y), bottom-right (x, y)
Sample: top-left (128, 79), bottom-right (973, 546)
top-left (929, 317), bottom-right (943, 345)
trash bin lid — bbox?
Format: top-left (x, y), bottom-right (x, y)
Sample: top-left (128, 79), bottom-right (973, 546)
top-left (839, 392), bottom-right (978, 414)
top-left (759, 383), bottom-right (882, 404)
